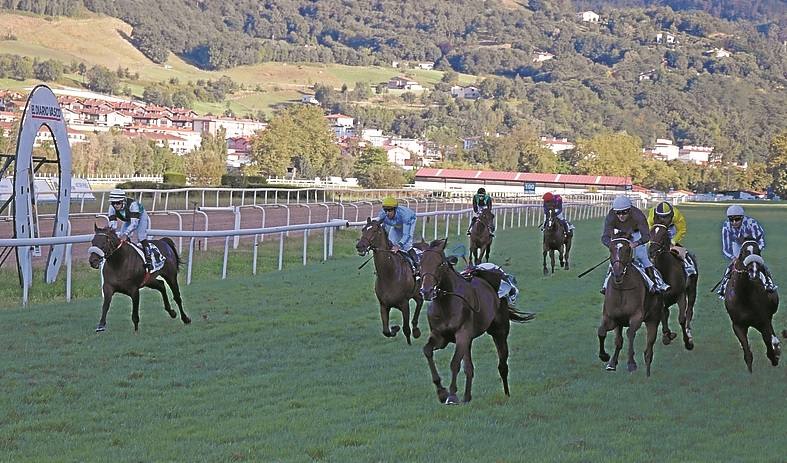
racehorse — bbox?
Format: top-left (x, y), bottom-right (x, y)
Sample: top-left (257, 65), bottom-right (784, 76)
top-left (597, 234), bottom-right (662, 376)
top-left (88, 225), bottom-right (190, 332)
top-left (469, 208), bottom-right (494, 265)
top-left (419, 238), bottom-right (534, 404)
top-left (648, 223), bottom-right (699, 349)
top-left (724, 238), bottom-right (780, 372)
top-left (542, 207), bottom-right (572, 275)
top-left (355, 218), bottom-right (424, 345)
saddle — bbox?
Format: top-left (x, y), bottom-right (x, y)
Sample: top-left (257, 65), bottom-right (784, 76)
top-left (128, 242), bottom-right (166, 273)
top-left (461, 263), bottom-right (519, 306)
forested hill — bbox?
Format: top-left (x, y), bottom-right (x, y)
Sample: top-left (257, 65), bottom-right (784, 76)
top-left (2, 0), bottom-right (786, 165)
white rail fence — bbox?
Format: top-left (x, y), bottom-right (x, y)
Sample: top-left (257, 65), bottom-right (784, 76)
top-left (0, 200), bottom-right (613, 306)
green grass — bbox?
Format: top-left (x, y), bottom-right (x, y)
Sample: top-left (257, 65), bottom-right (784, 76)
top-left (0, 204), bottom-right (785, 461)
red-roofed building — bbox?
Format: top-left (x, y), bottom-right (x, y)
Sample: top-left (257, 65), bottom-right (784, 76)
top-left (414, 168), bottom-right (632, 195)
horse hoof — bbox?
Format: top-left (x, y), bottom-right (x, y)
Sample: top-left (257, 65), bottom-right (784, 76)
top-left (599, 353), bottom-right (610, 362)
top-left (168, 311), bottom-right (177, 319)
top-left (685, 342), bottom-right (695, 351)
top-left (95, 325), bottom-right (106, 333)
top-left (627, 363), bottom-right (638, 373)
top-left (605, 364), bottom-right (616, 371)
top-left (437, 388), bottom-right (449, 403)
top-left (543, 268), bottom-right (549, 276)
top-left (662, 332), bottom-right (675, 345)
top-left (412, 327), bottom-right (421, 339)
top-left (182, 317), bottom-right (192, 324)
top-left (444, 394), bottom-right (460, 405)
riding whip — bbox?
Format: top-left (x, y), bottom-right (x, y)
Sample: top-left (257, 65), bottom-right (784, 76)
top-left (709, 278), bottom-right (724, 293)
top-left (358, 255), bottom-right (374, 270)
top-left (577, 257), bottom-right (610, 278)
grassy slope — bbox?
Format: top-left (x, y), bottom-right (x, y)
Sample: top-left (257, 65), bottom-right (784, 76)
top-left (0, 12), bottom-right (473, 115)
top-left (0, 203), bottom-right (785, 461)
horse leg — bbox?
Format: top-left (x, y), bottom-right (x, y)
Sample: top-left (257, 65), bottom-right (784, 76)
top-left (484, 242), bottom-right (491, 263)
top-left (130, 288), bottom-right (141, 332)
top-left (760, 323), bottom-right (779, 367)
top-left (146, 279), bottom-right (176, 319)
top-left (96, 284), bottom-right (114, 332)
top-left (608, 326), bottom-right (624, 371)
top-left (399, 301), bottom-right (412, 345)
top-left (597, 315), bottom-right (615, 364)
top-left (542, 248), bottom-right (549, 275)
top-left (558, 244), bottom-right (565, 269)
top-left (446, 333), bottom-right (471, 405)
top-left (677, 294), bottom-right (693, 350)
top-left (626, 318), bottom-right (643, 372)
top-left (489, 323), bottom-right (511, 396)
top-left (644, 319), bottom-right (659, 377)
top-left (564, 239), bottom-right (571, 270)
top-left (732, 323), bottom-right (753, 373)
top-left (423, 334), bottom-right (449, 403)
top-left (163, 272), bottom-right (190, 324)
top-left (549, 249), bottom-right (556, 274)
top-left (380, 303), bottom-right (399, 338)
top-left (683, 277), bottom-right (697, 350)
top-left (411, 293), bottom-right (423, 339)
top-left (661, 304), bottom-right (676, 345)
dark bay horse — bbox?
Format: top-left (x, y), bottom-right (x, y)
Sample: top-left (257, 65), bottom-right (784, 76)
top-left (419, 239), bottom-right (534, 404)
top-left (543, 208), bottom-right (572, 275)
top-left (469, 208), bottom-right (494, 265)
top-left (648, 223), bottom-right (698, 349)
top-left (88, 225), bottom-right (190, 332)
top-left (355, 218), bottom-right (424, 344)
top-left (597, 235), bottom-right (662, 376)
top-left (724, 239), bottom-right (780, 372)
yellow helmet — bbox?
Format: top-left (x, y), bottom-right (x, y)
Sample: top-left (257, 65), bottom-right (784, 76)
top-left (382, 196), bottom-right (399, 208)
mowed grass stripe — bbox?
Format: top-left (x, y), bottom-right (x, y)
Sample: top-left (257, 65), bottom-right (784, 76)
top-left (0, 204), bottom-right (785, 461)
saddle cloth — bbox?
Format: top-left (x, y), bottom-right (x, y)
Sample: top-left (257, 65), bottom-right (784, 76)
top-left (128, 242), bottom-right (166, 272)
top-left (461, 263), bottom-right (520, 306)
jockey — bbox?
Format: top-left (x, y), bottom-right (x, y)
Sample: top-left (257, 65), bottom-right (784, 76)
top-left (107, 189), bottom-right (153, 271)
top-left (600, 195), bottom-right (669, 294)
top-left (377, 196), bottom-right (420, 277)
top-left (467, 187), bottom-right (495, 236)
top-left (647, 201), bottom-right (695, 275)
top-left (541, 192), bottom-right (574, 235)
top-left (717, 204), bottom-right (776, 295)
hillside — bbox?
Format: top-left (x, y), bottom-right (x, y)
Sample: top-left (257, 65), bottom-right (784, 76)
top-left (0, 13), bottom-right (464, 115)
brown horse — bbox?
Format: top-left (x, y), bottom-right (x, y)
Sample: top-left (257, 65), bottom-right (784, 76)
top-left (469, 208), bottom-right (494, 265)
top-left (648, 223), bottom-right (699, 349)
top-left (88, 225), bottom-right (190, 332)
top-left (543, 208), bottom-right (572, 275)
top-left (355, 218), bottom-right (424, 345)
top-left (724, 239), bottom-right (780, 372)
top-left (597, 235), bottom-right (662, 376)
top-left (419, 239), bottom-right (534, 404)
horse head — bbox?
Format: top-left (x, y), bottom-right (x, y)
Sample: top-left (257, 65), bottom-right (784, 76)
top-left (545, 208), bottom-right (557, 230)
top-left (88, 224), bottom-right (120, 269)
top-left (738, 237), bottom-right (761, 260)
top-left (738, 237), bottom-right (764, 282)
top-left (648, 223), bottom-right (671, 257)
top-left (479, 208), bottom-right (495, 228)
top-left (608, 233), bottom-right (634, 284)
top-left (419, 239), bottom-right (451, 301)
top-left (356, 218), bottom-right (389, 255)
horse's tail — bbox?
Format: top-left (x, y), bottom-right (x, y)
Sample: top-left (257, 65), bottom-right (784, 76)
top-left (508, 306), bottom-right (536, 323)
top-left (161, 237), bottom-right (182, 269)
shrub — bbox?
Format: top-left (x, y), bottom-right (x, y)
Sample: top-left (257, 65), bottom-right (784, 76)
top-left (163, 172), bottom-right (187, 186)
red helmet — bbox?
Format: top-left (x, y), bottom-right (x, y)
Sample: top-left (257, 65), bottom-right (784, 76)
top-left (542, 192), bottom-right (554, 201)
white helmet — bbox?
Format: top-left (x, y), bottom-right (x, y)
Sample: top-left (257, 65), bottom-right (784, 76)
top-left (612, 195), bottom-right (632, 211)
top-left (726, 204), bottom-right (744, 217)
top-left (108, 189), bottom-right (126, 203)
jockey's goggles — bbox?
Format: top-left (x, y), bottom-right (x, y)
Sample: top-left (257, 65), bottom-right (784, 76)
top-left (728, 215), bottom-right (743, 222)
top-left (614, 208), bottom-right (630, 216)
top-left (383, 207), bottom-right (396, 212)
top-left (111, 200), bottom-right (124, 206)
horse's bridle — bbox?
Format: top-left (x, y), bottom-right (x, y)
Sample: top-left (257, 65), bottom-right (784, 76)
top-left (89, 232), bottom-right (123, 261)
top-left (649, 223), bottom-right (671, 257)
top-left (419, 249), bottom-right (479, 311)
top-left (357, 222), bottom-right (391, 256)
top-left (609, 237), bottom-right (633, 281)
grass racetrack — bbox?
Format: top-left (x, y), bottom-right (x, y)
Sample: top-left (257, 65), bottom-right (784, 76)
top-left (0, 203), bottom-right (785, 461)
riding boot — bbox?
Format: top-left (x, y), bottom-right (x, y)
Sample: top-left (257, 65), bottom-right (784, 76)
top-left (490, 223), bottom-right (496, 237)
top-left (600, 266), bottom-right (611, 294)
top-left (467, 216), bottom-right (476, 235)
top-left (717, 266), bottom-right (731, 299)
top-left (762, 266), bottom-right (778, 293)
top-left (141, 239), bottom-right (154, 272)
top-left (645, 266), bottom-right (669, 293)
top-left (408, 248), bottom-right (420, 281)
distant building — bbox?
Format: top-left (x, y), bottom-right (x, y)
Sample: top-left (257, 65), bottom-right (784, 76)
top-left (387, 76), bottom-right (423, 91)
top-left (533, 51), bottom-right (554, 63)
top-left (678, 145), bottom-right (713, 165)
top-left (705, 48), bottom-right (731, 58)
top-left (577, 11), bottom-right (599, 22)
top-left (647, 138), bottom-right (680, 161)
top-left (638, 69), bottom-right (657, 81)
top-left (656, 32), bottom-right (676, 44)
top-left (540, 136), bottom-right (575, 154)
top-left (417, 62), bottom-right (435, 70)
top-left (192, 117), bottom-right (267, 138)
top-left (463, 136), bottom-right (481, 151)
top-left (450, 86), bottom-right (481, 99)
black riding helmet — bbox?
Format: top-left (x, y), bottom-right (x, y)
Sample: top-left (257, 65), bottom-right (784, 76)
top-left (477, 187), bottom-right (486, 195)
top-left (654, 201), bottom-right (674, 222)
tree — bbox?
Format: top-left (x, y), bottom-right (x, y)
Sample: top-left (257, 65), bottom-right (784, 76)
top-left (33, 59), bottom-right (63, 81)
top-left (767, 130), bottom-right (787, 196)
top-left (85, 65), bottom-right (118, 94)
top-left (353, 146), bottom-right (405, 188)
top-left (575, 132), bottom-right (644, 178)
top-left (184, 129), bottom-right (227, 185)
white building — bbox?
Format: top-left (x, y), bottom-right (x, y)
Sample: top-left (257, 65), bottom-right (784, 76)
top-left (533, 51), bottom-right (554, 63)
top-left (192, 117), bottom-right (267, 138)
top-left (540, 136), bottom-right (575, 154)
top-left (656, 32), bottom-right (676, 44)
top-left (706, 48), bottom-right (731, 58)
top-left (577, 11), bottom-right (599, 22)
top-left (650, 138), bottom-right (679, 161)
top-left (450, 86), bottom-right (481, 99)
top-left (386, 146), bottom-right (413, 169)
top-left (678, 145), bottom-right (713, 165)
top-left (417, 62), bottom-right (435, 70)
top-left (301, 95), bottom-right (320, 105)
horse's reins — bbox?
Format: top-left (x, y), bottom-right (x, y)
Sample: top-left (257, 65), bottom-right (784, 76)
top-left (88, 232), bottom-right (124, 261)
top-left (420, 250), bottom-right (480, 313)
top-left (649, 224), bottom-right (671, 257)
top-left (356, 225), bottom-right (405, 270)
